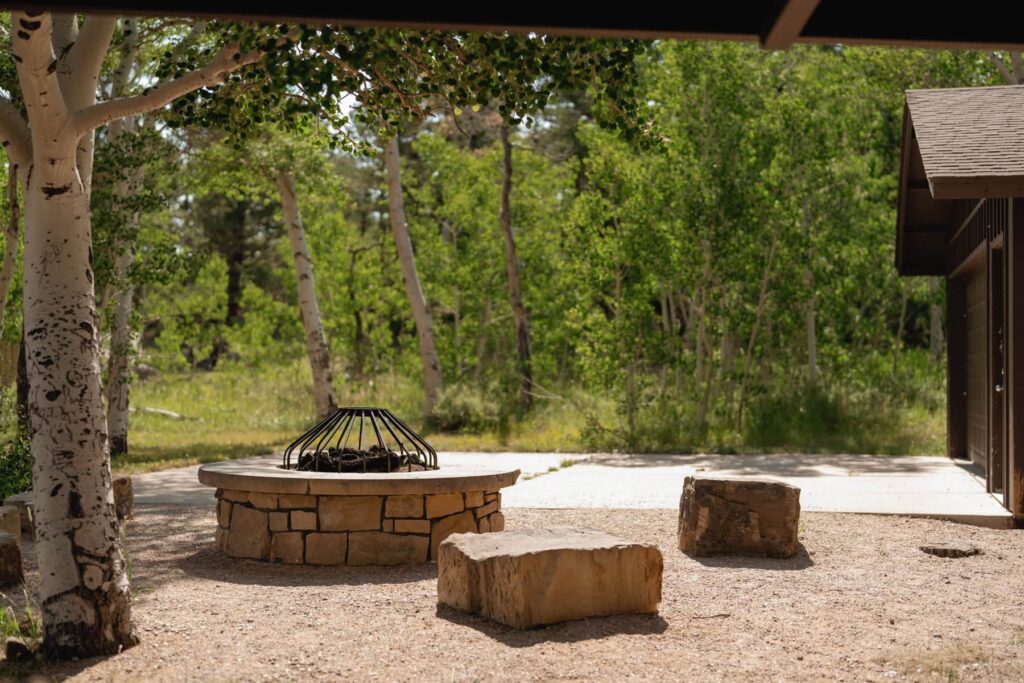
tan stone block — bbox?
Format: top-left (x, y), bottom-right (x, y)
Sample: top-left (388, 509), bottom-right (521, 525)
top-left (271, 532), bottom-right (305, 564)
top-left (248, 492), bottom-right (279, 510)
top-left (394, 519), bottom-right (430, 534)
top-left (306, 532), bottom-right (347, 565)
top-left (279, 494), bottom-right (318, 509)
top-left (678, 476), bottom-right (800, 559)
top-left (438, 527), bottom-right (663, 629)
top-left (221, 489), bottom-right (249, 503)
top-left (217, 500), bottom-right (232, 528)
top-left (385, 494), bottom-right (423, 518)
top-left (291, 510), bottom-right (318, 531)
top-left (430, 510), bottom-right (477, 559)
top-left (382, 519), bottom-right (394, 532)
top-left (0, 532), bottom-right (22, 587)
top-left (477, 516), bottom-right (491, 533)
top-left (320, 496), bottom-right (382, 531)
top-left (269, 511), bottom-right (289, 532)
top-left (225, 505), bottom-right (270, 560)
top-left (488, 511), bottom-right (505, 532)
top-left (348, 532), bottom-right (429, 566)
top-left (484, 491), bottom-right (498, 502)
top-left (113, 475), bottom-right (133, 521)
top-left (474, 501), bottom-right (498, 519)
top-left (215, 526), bottom-right (227, 551)
top-left (0, 506), bottom-right (21, 543)
top-left (465, 491), bottom-right (484, 508)
top-left (426, 493), bottom-right (464, 518)
top-left (2, 493), bottom-right (34, 533)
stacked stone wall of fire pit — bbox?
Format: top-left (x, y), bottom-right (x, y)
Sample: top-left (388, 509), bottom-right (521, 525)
top-left (214, 487), bottom-right (507, 565)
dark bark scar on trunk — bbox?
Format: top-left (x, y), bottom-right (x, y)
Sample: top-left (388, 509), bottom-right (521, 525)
top-left (42, 183), bottom-right (72, 198)
top-left (50, 483), bottom-right (63, 496)
top-left (68, 490), bottom-right (83, 518)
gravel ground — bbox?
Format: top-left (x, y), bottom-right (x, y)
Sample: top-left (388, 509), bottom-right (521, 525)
top-left (5, 506), bottom-right (1024, 682)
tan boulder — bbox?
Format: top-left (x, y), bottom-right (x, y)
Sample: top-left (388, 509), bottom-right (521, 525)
top-left (2, 493), bottom-right (33, 534)
top-left (348, 532), bottom-right (429, 565)
top-left (678, 476), bottom-right (800, 559)
top-left (225, 505), bottom-right (270, 560)
top-left (0, 507), bottom-right (19, 544)
top-left (438, 527), bottom-right (662, 629)
top-left (0, 532), bottom-right (24, 587)
top-left (113, 475), bottom-right (133, 521)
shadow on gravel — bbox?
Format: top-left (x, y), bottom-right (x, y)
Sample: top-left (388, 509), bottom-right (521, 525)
top-left (435, 605), bottom-right (669, 645)
top-left (174, 543), bottom-right (438, 587)
top-left (684, 543), bottom-right (814, 570)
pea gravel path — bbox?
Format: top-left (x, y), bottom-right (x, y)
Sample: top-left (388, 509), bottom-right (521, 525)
top-left (8, 506), bottom-right (1024, 682)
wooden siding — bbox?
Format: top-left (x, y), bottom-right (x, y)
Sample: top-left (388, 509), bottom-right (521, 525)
top-left (966, 267), bottom-right (988, 470)
top-left (949, 198), bottom-right (1008, 274)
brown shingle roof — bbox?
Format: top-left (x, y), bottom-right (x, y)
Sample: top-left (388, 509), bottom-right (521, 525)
top-left (907, 85), bottom-right (1024, 198)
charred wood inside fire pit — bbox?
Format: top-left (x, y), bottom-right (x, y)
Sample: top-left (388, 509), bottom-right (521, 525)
top-left (295, 445), bottom-right (428, 472)
top-left (283, 407), bottom-right (438, 473)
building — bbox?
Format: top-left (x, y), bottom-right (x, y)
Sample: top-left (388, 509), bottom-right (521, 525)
top-left (896, 85), bottom-right (1024, 519)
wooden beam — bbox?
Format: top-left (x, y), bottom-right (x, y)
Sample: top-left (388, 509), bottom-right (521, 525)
top-left (1007, 199), bottom-right (1024, 519)
top-left (947, 276), bottom-right (967, 461)
top-left (761, 0), bottom-right (821, 49)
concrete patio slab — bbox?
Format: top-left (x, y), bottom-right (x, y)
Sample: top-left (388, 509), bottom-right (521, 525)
top-left (129, 451), bottom-right (1013, 528)
top-left (501, 453), bottom-right (1014, 528)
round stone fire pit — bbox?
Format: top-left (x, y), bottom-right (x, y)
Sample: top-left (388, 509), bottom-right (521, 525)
top-left (197, 460), bottom-right (519, 566)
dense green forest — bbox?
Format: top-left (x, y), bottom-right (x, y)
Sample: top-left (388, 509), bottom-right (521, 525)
top-left (0, 37), bottom-right (1013, 488)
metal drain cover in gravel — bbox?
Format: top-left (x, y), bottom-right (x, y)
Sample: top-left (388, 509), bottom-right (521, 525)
top-left (919, 541), bottom-right (982, 558)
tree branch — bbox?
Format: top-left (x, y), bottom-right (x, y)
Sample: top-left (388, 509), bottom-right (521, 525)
top-left (12, 11), bottom-right (70, 137)
top-left (0, 98), bottom-right (31, 166)
top-left (67, 14), bottom-right (117, 105)
top-left (987, 50), bottom-right (1016, 85)
top-left (71, 45), bottom-right (262, 137)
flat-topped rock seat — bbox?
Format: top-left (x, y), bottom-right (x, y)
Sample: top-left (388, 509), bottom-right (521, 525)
top-left (0, 531), bottom-right (22, 587)
top-left (198, 461), bottom-right (519, 565)
top-left (0, 506), bottom-right (19, 546)
top-left (678, 475), bottom-right (801, 559)
top-left (438, 527), bottom-right (663, 629)
top-left (2, 492), bottom-right (34, 534)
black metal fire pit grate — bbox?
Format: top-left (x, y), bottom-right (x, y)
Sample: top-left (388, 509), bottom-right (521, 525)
top-left (283, 407), bottom-right (438, 473)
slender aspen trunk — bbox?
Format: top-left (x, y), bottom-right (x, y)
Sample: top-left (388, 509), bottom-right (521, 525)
top-left (499, 125), bottom-right (532, 409)
top-left (736, 234), bottom-right (778, 430)
top-left (474, 297), bottom-right (491, 383)
top-left (0, 161), bottom-right (19, 332)
top-left (277, 169), bottom-right (336, 419)
top-left (383, 136), bottom-right (442, 416)
top-left (23, 163), bottom-right (135, 657)
top-left (105, 244), bottom-right (134, 457)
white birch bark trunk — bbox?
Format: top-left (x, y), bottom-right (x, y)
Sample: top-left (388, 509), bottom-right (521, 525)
top-left (384, 135), bottom-right (442, 416)
top-left (0, 161), bottom-right (20, 332)
top-left (499, 125), bottom-right (532, 409)
top-left (276, 169), bottom-right (336, 419)
top-left (13, 11), bottom-right (134, 658)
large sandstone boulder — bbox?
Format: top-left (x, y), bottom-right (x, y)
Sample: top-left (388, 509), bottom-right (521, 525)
top-left (678, 476), bottom-right (800, 559)
top-left (438, 527), bottom-right (663, 629)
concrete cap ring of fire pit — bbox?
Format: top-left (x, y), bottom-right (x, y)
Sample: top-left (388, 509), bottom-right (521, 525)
top-left (197, 461), bottom-right (519, 565)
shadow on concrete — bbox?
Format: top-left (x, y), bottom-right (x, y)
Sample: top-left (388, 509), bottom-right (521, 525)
top-left (684, 543), bottom-right (814, 570)
top-left (435, 605), bottom-right (669, 646)
top-left (587, 452), bottom-right (944, 477)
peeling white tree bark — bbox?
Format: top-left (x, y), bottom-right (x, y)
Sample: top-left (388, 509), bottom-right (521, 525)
top-left (0, 11), bottom-right (260, 658)
top-left (276, 169), bottom-right (337, 418)
top-left (384, 136), bottom-right (443, 416)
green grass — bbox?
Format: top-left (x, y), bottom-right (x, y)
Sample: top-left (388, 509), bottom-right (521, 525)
top-left (110, 359), bottom-right (946, 475)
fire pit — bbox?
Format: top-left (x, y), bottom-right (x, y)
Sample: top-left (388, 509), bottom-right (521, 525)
top-left (197, 407), bottom-right (518, 566)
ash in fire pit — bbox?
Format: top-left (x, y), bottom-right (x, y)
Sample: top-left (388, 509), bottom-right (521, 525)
top-left (284, 407), bottom-right (437, 473)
